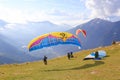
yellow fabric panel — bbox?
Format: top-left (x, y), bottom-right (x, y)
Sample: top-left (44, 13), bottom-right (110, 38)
top-left (28, 32), bottom-right (73, 48)
top-left (50, 32), bottom-right (73, 41)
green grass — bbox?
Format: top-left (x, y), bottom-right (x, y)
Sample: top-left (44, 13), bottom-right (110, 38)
top-left (0, 43), bottom-right (120, 80)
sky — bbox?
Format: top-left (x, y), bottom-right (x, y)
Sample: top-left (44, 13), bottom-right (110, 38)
top-left (0, 0), bottom-right (120, 26)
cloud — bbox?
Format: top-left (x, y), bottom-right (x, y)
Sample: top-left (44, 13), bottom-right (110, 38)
top-left (47, 9), bottom-right (88, 25)
top-left (0, 0), bottom-right (90, 26)
top-left (0, 5), bottom-right (46, 23)
top-left (85, 0), bottom-right (120, 20)
top-left (0, 6), bottom-right (27, 23)
top-left (21, 45), bottom-right (27, 49)
top-left (0, 27), bottom-right (4, 31)
top-left (0, 5), bottom-right (49, 24)
top-left (4, 24), bottom-right (18, 30)
top-left (49, 9), bottom-right (69, 16)
top-left (116, 9), bottom-right (120, 16)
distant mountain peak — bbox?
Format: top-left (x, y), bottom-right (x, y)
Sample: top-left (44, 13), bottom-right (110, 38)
top-left (89, 18), bottom-right (111, 23)
top-left (90, 18), bottom-right (111, 23)
top-left (92, 18), bottom-right (103, 21)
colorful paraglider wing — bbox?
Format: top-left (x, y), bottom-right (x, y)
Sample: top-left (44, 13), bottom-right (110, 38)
top-left (28, 32), bottom-right (81, 51)
top-left (83, 50), bottom-right (106, 60)
top-left (76, 29), bottom-right (86, 37)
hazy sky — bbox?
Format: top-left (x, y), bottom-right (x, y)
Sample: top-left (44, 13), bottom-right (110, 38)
top-left (0, 0), bottom-right (120, 26)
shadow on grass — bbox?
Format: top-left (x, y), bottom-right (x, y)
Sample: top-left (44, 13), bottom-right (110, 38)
top-left (43, 61), bottom-right (105, 72)
top-left (106, 55), bottom-right (110, 57)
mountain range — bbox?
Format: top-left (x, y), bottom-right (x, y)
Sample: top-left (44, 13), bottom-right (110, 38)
top-left (68, 18), bottom-right (120, 49)
top-left (0, 18), bottom-right (120, 64)
top-left (0, 20), bottom-right (72, 64)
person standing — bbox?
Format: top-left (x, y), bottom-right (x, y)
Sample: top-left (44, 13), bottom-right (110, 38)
top-left (95, 51), bottom-right (99, 59)
top-left (70, 52), bottom-right (74, 58)
top-left (67, 53), bottom-right (71, 60)
top-left (43, 55), bottom-right (47, 65)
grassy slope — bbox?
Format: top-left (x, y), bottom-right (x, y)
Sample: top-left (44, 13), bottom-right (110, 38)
top-left (0, 43), bottom-right (120, 80)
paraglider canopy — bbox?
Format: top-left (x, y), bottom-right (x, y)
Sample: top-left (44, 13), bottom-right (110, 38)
top-left (28, 32), bottom-right (81, 51)
top-left (76, 29), bottom-right (86, 37)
